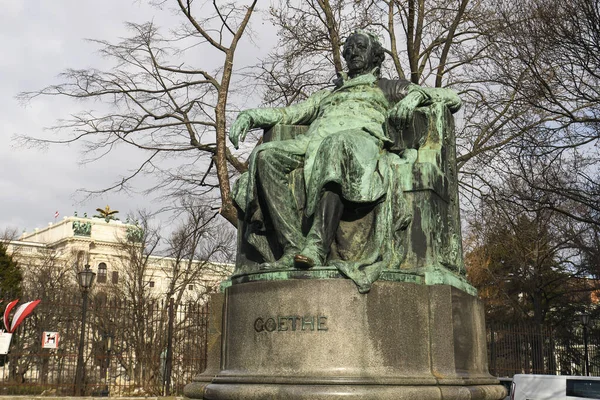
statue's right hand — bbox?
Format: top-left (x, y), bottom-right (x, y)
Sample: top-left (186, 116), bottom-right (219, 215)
top-left (229, 113), bottom-right (252, 150)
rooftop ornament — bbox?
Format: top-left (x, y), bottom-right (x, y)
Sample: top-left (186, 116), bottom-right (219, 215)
top-left (94, 205), bottom-right (120, 223)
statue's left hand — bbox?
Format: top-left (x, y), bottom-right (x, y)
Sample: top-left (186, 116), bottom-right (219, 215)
top-left (389, 91), bottom-right (424, 130)
top-left (229, 113), bottom-right (252, 150)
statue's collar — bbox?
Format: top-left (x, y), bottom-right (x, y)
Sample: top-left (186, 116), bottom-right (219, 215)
top-left (333, 68), bottom-right (378, 90)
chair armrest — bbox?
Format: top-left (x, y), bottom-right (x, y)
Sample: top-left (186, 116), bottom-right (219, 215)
top-left (263, 125), bottom-right (309, 143)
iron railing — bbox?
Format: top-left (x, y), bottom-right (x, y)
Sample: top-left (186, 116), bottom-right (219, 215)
top-left (488, 323), bottom-right (599, 377)
top-left (0, 293), bottom-right (209, 396)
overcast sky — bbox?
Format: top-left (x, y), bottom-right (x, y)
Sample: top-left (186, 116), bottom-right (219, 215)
top-left (0, 1), bottom-right (275, 236)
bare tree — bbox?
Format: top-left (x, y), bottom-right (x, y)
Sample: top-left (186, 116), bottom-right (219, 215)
top-left (160, 197), bottom-right (234, 306)
top-left (99, 210), bottom-right (161, 391)
top-left (461, 0), bottom-right (600, 228)
top-left (256, 0), bottom-right (369, 106)
top-left (18, 1), bottom-right (257, 225)
top-left (98, 203), bottom-right (232, 393)
top-left (259, 0), bottom-right (491, 105)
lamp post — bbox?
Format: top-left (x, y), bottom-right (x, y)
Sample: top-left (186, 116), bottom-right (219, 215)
top-left (74, 264), bottom-right (96, 396)
top-left (579, 313), bottom-right (590, 376)
top-left (101, 333), bottom-right (113, 397)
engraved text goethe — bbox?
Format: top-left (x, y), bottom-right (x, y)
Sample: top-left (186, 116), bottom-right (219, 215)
top-left (254, 316), bottom-right (328, 332)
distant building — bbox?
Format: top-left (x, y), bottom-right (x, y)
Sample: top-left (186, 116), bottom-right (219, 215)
top-left (5, 211), bottom-right (232, 298)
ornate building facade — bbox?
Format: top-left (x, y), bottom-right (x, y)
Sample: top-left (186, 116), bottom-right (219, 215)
top-left (5, 211), bottom-right (232, 298)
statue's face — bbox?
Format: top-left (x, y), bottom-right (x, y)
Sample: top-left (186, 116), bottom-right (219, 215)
top-left (344, 34), bottom-right (373, 76)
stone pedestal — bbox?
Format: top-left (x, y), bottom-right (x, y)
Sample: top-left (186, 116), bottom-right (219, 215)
top-left (190, 279), bottom-right (505, 400)
top-left (184, 293), bottom-right (225, 399)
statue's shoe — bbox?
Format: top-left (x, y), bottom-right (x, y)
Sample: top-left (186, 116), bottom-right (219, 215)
top-left (259, 252), bottom-right (295, 271)
top-left (294, 249), bottom-right (323, 269)
top-left (293, 254), bottom-right (314, 269)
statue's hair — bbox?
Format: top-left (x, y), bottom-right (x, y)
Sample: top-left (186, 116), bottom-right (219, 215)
top-left (342, 29), bottom-right (386, 71)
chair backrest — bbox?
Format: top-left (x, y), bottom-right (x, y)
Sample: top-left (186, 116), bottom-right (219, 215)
top-left (392, 103), bottom-right (465, 276)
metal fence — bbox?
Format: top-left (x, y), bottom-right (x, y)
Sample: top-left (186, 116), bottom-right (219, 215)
top-left (3, 294), bottom-right (598, 396)
top-left (488, 323), bottom-right (599, 377)
top-left (1, 293), bottom-right (209, 396)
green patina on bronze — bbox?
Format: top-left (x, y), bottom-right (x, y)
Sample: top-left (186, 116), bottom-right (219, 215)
top-left (72, 220), bottom-right (92, 237)
top-left (227, 29), bottom-right (469, 294)
top-left (125, 218), bottom-right (144, 243)
top-left (220, 268), bottom-right (475, 296)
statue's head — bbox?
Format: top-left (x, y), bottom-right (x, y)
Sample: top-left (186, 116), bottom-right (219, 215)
top-left (342, 29), bottom-right (385, 77)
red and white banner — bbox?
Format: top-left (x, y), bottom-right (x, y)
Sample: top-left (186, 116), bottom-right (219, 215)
top-left (3, 299), bottom-right (41, 333)
top-left (1, 299), bottom-right (40, 355)
top-left (3, 299), bottom-right (19, 332)
top-left (10, 300), bottom-right (40, 333)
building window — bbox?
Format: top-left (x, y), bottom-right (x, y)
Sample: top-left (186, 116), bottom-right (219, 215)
top-left (149, 281), bottom-right (155, 288)
top-left (97, 263), bottom-right (107, 284)
top-left (111, 271), bottom-right (119, 284)
top-left (188, 284), bottom-right (194, 290)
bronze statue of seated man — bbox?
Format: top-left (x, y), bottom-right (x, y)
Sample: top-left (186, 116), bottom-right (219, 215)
top-left (229, 29), bottom-right (461, 292)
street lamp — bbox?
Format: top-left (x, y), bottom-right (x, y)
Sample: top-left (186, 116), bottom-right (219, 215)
top-left (579, 313), bottom-right (590, 376)
top-left (101, 333), bottom-right (113, 397)
top-left (74, 264), bottom-right (96, 396)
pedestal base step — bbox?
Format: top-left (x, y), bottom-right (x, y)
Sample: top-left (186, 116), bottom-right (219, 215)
top-left (204, 383), bottom-right (506, 400)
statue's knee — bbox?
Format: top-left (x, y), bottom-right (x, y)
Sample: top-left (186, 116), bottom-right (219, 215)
top-left (255, 149), bottom-right (275, 173)
top-left (320, 132), bottom-right (355, 151)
